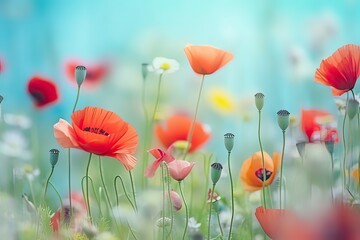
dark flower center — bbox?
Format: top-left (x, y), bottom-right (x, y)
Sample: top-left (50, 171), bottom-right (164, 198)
top-left (31, 90), bottom-right (45, 103)
top-left (255, 168), bottom-right (272, 182)
top-left (83, 127), bottom-right (109, 136)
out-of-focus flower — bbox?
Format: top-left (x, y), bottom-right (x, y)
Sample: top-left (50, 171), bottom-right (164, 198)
top-left (147, 57), bottom-right (179, 74)
top-left (14, 164), bottom-right (40, 181)
top-left (352, 168), bottom-right (360, 184)
top-left (287, 46), bottom-right (313, 81)
top-left (170, 190), bottom-right (182, 211)
top-left (184, 44), bottom-right (233, 75)
top-left (207, 189), bottom-right (221, 203)
top-left (315, 44), bottom-right (360, 96)
top-left (168, 160), bottom-right (195, 181)
top-left (0, 58), bottom-right (3, 73)
top-left (240, 151), bottom-right (281, 192)
top-left (208, 88), bottom-right (236, 114)
top-left (156, 217), bottom-right (172, 227)
top-left (3, 113), bottom-right (32, 129)
top-left (54, 106), bottom-right (138, 170)
top-left (27, 76), bottom-right (59, 108)
top-left (94, 232), bottom-right (118, 240)
top-left (0, 130), bottom-right (31, 160)
top-left (301, 109), bottom-right (338, 143)
top-left (65, 60), bottom-right (108, 88)
top-left (51, 192), bottom-right (87, 232)
top-left (155, 114), bottom-right (211, 153)
top-left (145, 146), bottom-right (175, 178)
top-left (334, 93), bottom-right (360, 115)
top-left (188, 217), bottom-right (201, 231)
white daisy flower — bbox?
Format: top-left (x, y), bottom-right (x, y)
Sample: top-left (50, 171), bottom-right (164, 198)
top-left (4, 113), bottom-right (32, 129)
top-left (0, 130), bottom-right (31, 160)
top-left (147, 57), bottom-right (179, 74)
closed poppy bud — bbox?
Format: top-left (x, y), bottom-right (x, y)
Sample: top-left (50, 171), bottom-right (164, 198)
top-left (224, 133), bottom-right (235, 152)
top-left (296, 142), bottom-right (306, 158)
top-left (277, 110), bottom-right (290, 131)
top-left (347, 99), bottom-right (359, 120)
top-left (142, 63), bottom-right (149, 80)
top-left (75, 65), bottom-right (87, 87)
top-left (170, 190), bottom-right (182, 211)
top-left (49, 149), bottom-right (59, 166)
top-left (255, 93), bottom-right (265, 111)
top-left (211, 162), bottom-right (223, 185)
top-left (325, 141), bottom-right (334, 155)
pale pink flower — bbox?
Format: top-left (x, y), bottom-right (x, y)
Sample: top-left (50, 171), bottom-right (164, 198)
top-left (170, 190), bottom-right (182, 211)
top-left (145, 146), bottom-right (175, 177)
top-left (168, 160), bottom-right (195, 181)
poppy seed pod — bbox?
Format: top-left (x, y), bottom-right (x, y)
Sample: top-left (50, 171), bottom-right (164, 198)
top-left (224, 133), bottom-right (235, 152)
top-left (142, 63), bottom-right (149, 80)
top-left (49, 149), bottom-right (59, 167)
top-left (211, 162), bottom-right (223, 185)
top-left (255, 93), bottom-right (265, 111)
top-left (325, 141), bottom-right (334, 155)
top-left (75, 65), bottom-right (87, 87)
top-left (277, 110), bottom-right (290, 131)
top-left (347, 99), bottom-right (359, 120)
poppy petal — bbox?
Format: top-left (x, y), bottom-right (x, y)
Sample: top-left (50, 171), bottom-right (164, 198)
top-left (54, 119), bottom-right (79, 148)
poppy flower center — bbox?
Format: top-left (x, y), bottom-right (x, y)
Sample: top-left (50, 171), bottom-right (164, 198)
top-left (30, 90), bottom-right (45, 103)
top-left (83, 127), bottom-right (110, 136)
top-left (255, 168), bottom-right (272, 182)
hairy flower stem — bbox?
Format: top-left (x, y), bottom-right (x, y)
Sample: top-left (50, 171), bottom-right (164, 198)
top-left (227, 151), bottom-right (235, 240)
top-left (161, 163), bottom-right (166, 240)
top-left (85, 153), bottom-right (93, 223)
top-left (342, 93), bottom-right (348, 201)
top-left (129, 170), bottom-right (138, 211)
top-left (164, 163), bottom-right (174, 239)
top-left (42, 166), bottom-right (54, 204)
top-left (114, 175), bottom-right (136, 211)
top-left (179, 181), bottom-right (189, 240)
top-left (279, 130), bottom-right (286, 209)
top-left (207, 184), bottom-right (216, 240)
top-left (184, 74), bottom-right (205, 159)
top-left (141, 74), bottom-right (149, 189)
top-left (258, 110), bottom-right (267, 209)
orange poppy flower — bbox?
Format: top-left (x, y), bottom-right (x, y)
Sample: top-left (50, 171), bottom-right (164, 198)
top-left (184, 45), bottom-right (233, 75)
top-left (54, 106), bottom-right (138, 170)
top-left (301, 109), bottom-right (338, 143)
top-left (155, 114), bottom-right (211, 152)
top-left (240, 151), bottom-right (280, 192)
top-left (315, 44), bottom-right (360, 96)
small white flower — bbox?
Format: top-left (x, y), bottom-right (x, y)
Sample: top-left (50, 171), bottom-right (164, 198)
top-left (147, 57), bottom-right (179, 74)
top-left (4, 113), bottom-right (32, 129)
top-left (155, 217), bottom-right (171, 228)
top-left (0, 130), bottom-right (31, 160)
top-left (188, 217), bottom-right (201, 231)
top-left (14, 164), bottom-right (40, 182)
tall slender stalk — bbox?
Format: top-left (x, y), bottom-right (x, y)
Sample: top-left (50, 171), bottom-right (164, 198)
top-left (42, 166), bottom-right (54, 204)
top-left (279, 130), bottom-right (286, 209)
top-left (164, 163), bottom-right (174, 239)
top-left (114, 175), bottom-right (136, 211)
top-left (129, 170), bottom-right (138, 211)
top-left (85, 153), bottom-right (93, 222)
top-left (227, 151), bottom-right (235, 240)
top-left (161, 163), bottom-right (166, 240)
top-left (178, 181), bottom-right (189, 240)
top-left (342, 93), bottom-right (349, 201)
top-left (207, 184), bottom-right (216, 240)
top-left (184, 74), bottom-right (205, 159)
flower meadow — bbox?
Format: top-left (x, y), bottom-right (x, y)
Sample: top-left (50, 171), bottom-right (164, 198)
top-left (2, 2), bottom-right (360, 240)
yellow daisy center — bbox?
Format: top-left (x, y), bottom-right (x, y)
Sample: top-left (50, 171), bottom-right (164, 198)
top-left (160, 63), bottom-right (171, 70)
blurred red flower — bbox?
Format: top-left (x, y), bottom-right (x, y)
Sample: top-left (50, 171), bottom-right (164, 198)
top-left (27, 76), bottom-right (59, 108)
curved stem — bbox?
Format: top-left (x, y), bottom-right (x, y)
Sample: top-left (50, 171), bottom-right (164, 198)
top-left (207, 184), bottom-right (216, 240)
top-left (85, 153), bottom-right (93, 222)
top-left (279, 130), bottom-right (286, 209)
top-left (81, 175), bottom-right (102, 218)
top-left (114, 175), bottom-right (136, 211)
top-left (342, 93), bottom-right (349, 201)
top-left (72, 87), bottom-right (81, 113)
top-left (184, 74), bottom-right (205, 159)
top-left (49, 181), bottom-right (63, 210)
top-left (43, 166), bottom-right (54, 204)
top-left (216, 211), bottom-right (224, 237)
top-left (99, 156), bottom-right (112, 210)
top-left (164, 163), bottom-right (173, 239)
top-left (178, 181), bottom-right (188, 240)
top-left (128, 170), bottom-right (138, 211)
top-left (227, 151), bottom-right (235, 240)
top-left (258, 110), bottom-right (267, 208)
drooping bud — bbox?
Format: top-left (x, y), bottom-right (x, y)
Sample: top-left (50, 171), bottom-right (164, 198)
top-left (49, 149), bottom-right (59, 167)
top-left (211, 162), bottom-right (223, 185)
top-left (254, 93), bottom-right (265, 111)
top-left (277, 110), bottom-right (290, 131)
top-left (347, 99), bottom-right (359, 120)
top-left (75, 66), bottom-right (87, 87)
top-left (224, 133), bottom-right (235, 152)
top-left (170, 190), bottom-right (182, 211)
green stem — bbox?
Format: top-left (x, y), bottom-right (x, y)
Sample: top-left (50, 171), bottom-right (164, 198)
top-left (99, 156), bottom-right (112, 210)
top-left (342, 93), bottom-right (348, 201)
top-left (216, 211), bottom-right (224, 237)
top-left (227, 151), bottom-right (235, 240)
top-left (164, 163), bottom-right (173, 239)
top-left (81, 176), bottom-right (102, 218)
top-left (85, 153), bottom-right (93, 222)
top-left (42, 166), bottom-right (54, 204)
top-left (258, 110), bottom-right (267, 209)
top-left (178, 181), bottom-right (188, 240)
top-left (141, 75), bottom-right (149, 189)
top-left (329, 152), bottom-right (334, 203)
top-left (184, 74), bottom-right (205, 159)
top-left (49, 181), bottom-right (63, 210)
top-left (114, 175), bottom-right (136, 211)
top-left (161, 163), bottom-right (166, 240)
top-left (128, 170), bottom-right (138, 211)
top-left (207, 184), bottom-right (216, 240)
top-left (28, 178), bottom-right (36, 207)
top-left (279, 130), bottom-right (286, 209)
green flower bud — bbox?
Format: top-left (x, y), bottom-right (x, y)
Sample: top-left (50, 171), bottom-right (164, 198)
top-left (142, 63), bottom-right (149, 80)
top-left (224, 133), bottom-right (235, 152)
top-left (75, 65), bottom-right (87, 87)
top-left (277, 110), bottom-right (290, 131)
top-left (296, 142), bottom-right (306, 159)
top-left (49, 149), bottom-right (59, 167)
top-left (211, 162), bottom-right (223, 185)
top-left (325, 140), bottom-right (334, 155)
top-left (254, 93), bottom-right (264, 111)
top-left (347, 99), bottom-right (359, 120)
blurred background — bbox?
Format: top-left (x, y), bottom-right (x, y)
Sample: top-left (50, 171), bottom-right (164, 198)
top-left (0, 0), bottom-right (360, 207)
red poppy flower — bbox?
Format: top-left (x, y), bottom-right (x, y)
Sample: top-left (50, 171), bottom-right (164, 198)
top-left (54, 106), bottom-right (138, 170)
top-left (315, 44), bottom-right (360, 96)
top-left (27, 76), bottom-right (59, 108)
top-left (0, 58), bottom-right (3, 73)
top-left (155, 114), bottom-right (211, 152)
top-left (65, 60), bottom-right (108, 88)
top-left (184, 45), bottom-right (233, 75)
top-left (301, 109), bottom-right (339, 143)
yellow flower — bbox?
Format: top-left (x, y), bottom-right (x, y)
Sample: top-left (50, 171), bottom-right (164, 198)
top-left (208, 88), bottom-right (236, 114)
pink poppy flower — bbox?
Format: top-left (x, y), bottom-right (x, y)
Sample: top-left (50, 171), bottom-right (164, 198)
top-left (168, 160), bottom-right (195, 181)
top-left (145, 146), bottom-right (175, 178)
